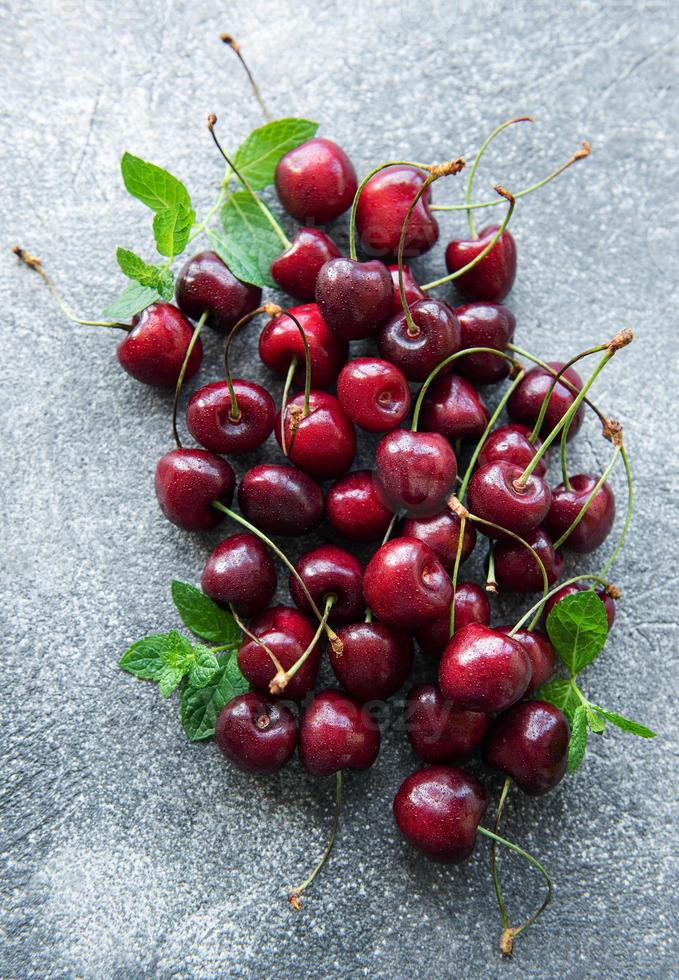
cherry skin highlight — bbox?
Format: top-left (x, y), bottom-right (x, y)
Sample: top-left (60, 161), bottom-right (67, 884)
top-left (326, 470), bottom-right (393, 542)
top-left (337, 357), bottom-right (411, 433)
top-left (270, 227), bottom-right (340, 302)
top-left (215, 693), bottom-right (297, 775)
top-left (186, 380), bottom-right (275, 455)
top-left (299, 689), bottom-right (381, 776)
top-left (155, 448), bottom-right (235, 531)
top-left (507, 361), bottom-right (584, 441)
top-left (406, 685), bottom-right (489, 763)
top-left (237, 605), bottom-right (320, 701)
top-left (545, 473), bottom-right (616, 552)
top-left (401, 509), bottom-right (477, 572)
top-left (276, 390), bottom-right (356, 479)
top-left (454, 302), bottom-right (515, 384)
top-left (496, 627), bottom-right (556, 693)
top-left (117, 302), bottom-right (202, 387)
top-left (237, 463), bottom-right (323, 535)
top-left (375, 429), bottom-right (458, 518)
top-left (289, 544), bottom-right (364, 625)
top-left (439, 623), bottom-right (532, 712)
top-left (445, 225), bottom-right (517, 302)
top-left (492, 527), bottom-right (564, 593)
top-left (275, 137), bottom-right (358, 224)
top-left (476, 423), bottom-right (547, 478)
top-left (316, 257), bottom-right (394, 341)
top-left (483, 699), bottom-right (570, 795)
top-left (175, 250), bottom-right (262, 332)
top-left (544, 582), bottom-right (616, 630)
top-left (378, 298), bottom-right (461, 382)
top-left (363, 538), bottom-right (453, 629)
top-left (387, 263), bottom-right (427, 313)
top-left (415, 582), bottom-right (490, 657)
top-left (466, 460), bottom-right (552, 538)
top-left (356, 165), bottom-right (439, 259)
top-left (330, 622), bottom-right (414, 701)
top-left (420, 373), bottom-right (490, 442)
top-left (259, 303), bottom-right (347, 390)
top-left (201, 533), bottom-right (277, 616)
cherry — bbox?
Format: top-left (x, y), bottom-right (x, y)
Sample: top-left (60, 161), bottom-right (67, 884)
top-left (544, 582), bottom-right (616, 629)
top-left (401, 509), bottom-right (476, 572)
top-left (201, 533), bottom-right (276, 615)
top-left (330, 622), bottom-right (414, 701)
top-left (467, 460), bottom-right (552, 538)
top-left (215, 693), bottom-right (297, 774)
top-left (259, 303), bottom-right (347, 390)
top-left (238, 605), bottom-right (320, 700)
top-left (496, 627), bottom-right (556, 693)
top-left (238, 463), bottom-right (323, 535)
top-left (270, 228), bottom-right (341, 302)
top-left (387, 263), bottom-right (426, 313)
top-left (326, 470), bottom-right (393, 542)
top-left (507, 361), bottom-right (584, 441)
top-left (275, 138), bottom-right (358, 224)
top-left (363, 538), bottom-right (453, 629)
top-left (420, 373), bottom-right (490, 442)
top-left (289, 545), bottom-right (364, 625)
top-left (117, 302), bottom-right (202, 387)
top-left (356, 165), bottom-right (439, 258)
top-left (155, 448), bottom-right (235, 531)
top-left (276, 391), bottom-right (356, 479)
top-left (186, 379), bottom-right (275, 454)
top-left (415, 583), bottom-right (490, 657)
top-left (377, 298), bottom-right (461, 382)
top-left (406, 685), bottom-right (489, 763)
top-left (454, 302), bottom-right (515, 384)
top-left (439, 623), bottom-right (532, 712)
top-left (544, 473), bottom-right (615, 552)
top-left (483, 700), bottom-right (570, 795)
top-left (374, 429), bottom-right (458, 517)
top-left (315, 257), bottom-right (393, 340)
top-left (476, 423), bottom-right (547, 478)
top-left (337, 357), bottom-right (411, 433)
top-left (445, 225), bottom-right (517, 302)
top-left (175, 250), bottom-right (262, 332)
top-left (492, 527), bottom-right (564, 593)
top-left (299, 690), bottom-right (380, 776)
top-left (393, 765), bottom-right (487, 862)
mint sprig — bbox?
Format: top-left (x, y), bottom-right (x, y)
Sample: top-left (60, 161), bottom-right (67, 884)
top-left (171, 580), bottom-right (240, 646)
top-left (180, 655), bottom-right (250, 741)
top-left (208, 191), bottom-right (281, 287)
top-left (230, 118), bottom-right (319, 189)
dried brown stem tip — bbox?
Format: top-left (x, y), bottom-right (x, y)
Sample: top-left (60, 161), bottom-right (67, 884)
top-left (602, 418), bottom-right (624, 447)
top-left (604, 583), bottom-right (622, 599)
top-left (263, 302), bottom-right (282, 317)
top-left (220, 33), bottom-right (239, 52)
top-left (607, 328), bottom-right (634, 353)
top-left (494, 184), bottom-right (515, 204)
top-left (208, 113), bottom-right (217, 130)
top-left (447, 496), bottom-right (470, 520)
top-left (289, 892), bottom-right (302, 911)
top-left (428, 158), bottom-right (466, 179)
top-left (12, 245), bottom-right (42, 271)
top-left (500, 927), bottom-right (516, 957)
top-left (574, 140), bottom-right (591, 160)
top-left (486, 581), bottom-right (499, 595)
top-left (269, 671), bottom-right (288, 696)
top-left (329, 633), bottom-right (343, 655)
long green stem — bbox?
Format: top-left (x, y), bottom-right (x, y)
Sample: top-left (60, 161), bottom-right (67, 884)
top-left (279, 357), bottom-right (298, 456)
top-left (223, 304), bottom-right (279, 420)
top-left (469, 515), bottom-right (549, 598)
top-left (448, 515), bottom-right (467, 637)
top-left (490, 776), bottom-right (513, 930)
top-left (172, 310), bottom-right (208, 448)
top-left (552, 447), bottom-right (620, 550)
top-left (188, 187), bottom-right (228, 245)
top-left (598, 446), bottom-right (633, 579)
top-left (229, 604), bottom-right (284, 675)
top-left (347, 159), bottom-right (433, 260)
top-left (289, 771), bottom-right (342, 909)
top-left (465, 116), bottom-right (532, 237)
top-left (485, 542), bottom-right (498, 594)
top-left (272, 595), bottom-right (334, 693)
top-left (220, 34), bottom-right (272, 122)
top-left (508, 344), bottom-right (609, 428)
top-left (527, 344), bottom-right (607, 444)
top-left (458, 369), bottom-right (525, 499)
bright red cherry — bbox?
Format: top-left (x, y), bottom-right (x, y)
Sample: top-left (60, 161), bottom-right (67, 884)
top-left (315, 257), bottom-right (393, 340)
top-left (330, 622), bottom-right (414, 701)
top-left (406, 685), bottom-right (489, 763)
top-left (289, 545), bottom-right (364, 625)
top-left (155, 448), bottom-right (235, 531)
top-left (259, 303), bottom-right (347, 390)
top-left (237, 605), bottom-right (320, 700)
top-left (186, 380), bottom-right (275, 454)
top-left (175, 250), bottom-right (262, 331)
top-left (337, 357), bottom-right (411, 433)
top-left (215, 693), bottom-right (297, 774)
top-left (483, 700), bottom-right (570, 795)
top-left (545, 474), bottom-right (616, 552)
top-left (299, 690), bottom-right (381, 775)
top-left (387, 263), bottom-right (427, 313)
top-left (238, 463), bottom-right (323, 535)
top-left (356, 165), bottom-right (439, 259)
top-left (377, 298), bottom-right (461, 382)
top-left (270, 228), bottom-right (341, 302)
top-left (276, 391), bottom-right (356, 479)
top-left (476, 423), bottom-right (547, 478)
top-left (467, 460), bottom-right (551, 538)
top-left (439, 623), bottom-right (532, 712)
top-left (363, 538), bottom-right (453, 629)
top-left (454, 302), bottom-right (515, 384)
top-left (492, 527), bottom-right (564, 593)
top-left (496, 627), bottom-right (556, 693)
top-left (507, 361), bottom-right (584, 441)
top-left (275, 138), bottom-right (358, 224)
top-left (375, 429), bottom-right (458, 518)
top-left (201, 533), bottom-right (276, 615)
top-left (117, 302), bottom-right (202, 387)
top-left (415, 582), bottom-right (490, 657)
top-left (544, 582), bottom-right (616, 630)
top-left (420, 373), bottom-right (489, 442)
top-left (326, 471), bottom-right (393, 542)
top-left (445, 225), bottom-right (517, 302)
top-left (401, 509), bottom-right (476, 572)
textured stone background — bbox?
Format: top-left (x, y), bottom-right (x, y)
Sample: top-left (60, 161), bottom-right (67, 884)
top-left (2, 1), bottom-right (678, 977)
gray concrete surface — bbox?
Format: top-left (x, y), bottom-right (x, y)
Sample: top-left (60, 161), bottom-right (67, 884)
top-left (2, 1), bottom-right (678, 977)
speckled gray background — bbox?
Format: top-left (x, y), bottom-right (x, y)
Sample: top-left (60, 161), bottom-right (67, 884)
top-left (2, 1), bottom-right (678, 977)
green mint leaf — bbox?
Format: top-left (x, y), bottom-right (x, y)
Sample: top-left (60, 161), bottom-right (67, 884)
top-left (546, 590), bottom-right (608, 676)
top-left (231, 118), bottom-right (319, 189)
top-left (586, 706), bottom-right (606, 734)
top-left (209, 191), bottom-right (281, 287)
top-left (567, 705), bottom-right (588, 773)
top-left (101, 281), bottom-right (161, 320)
top-left (593, 707), bottom-right (657, 738)
top-left (187, 645), bottom-right (220, 689)
top-left (153, 203), bottom-right (196, 258)
top-left (119, 630), bottom-right (188, 681)
top-left (157, 266), bottom-right (175, 301)
top-left (121, 152), bottom-right (192, 213)
top-left (537, 678), bottom-right (581, 725)
top-left (171, 581), bottom-right (240, 646)
top-left (116, 247), bottom-right (159, 286)
top-left (180, 653), bottom-right (249, 741)
top-left (158, 664), bottom-right (186, 698)
top-left (158, 630), bottom-right (194, 670)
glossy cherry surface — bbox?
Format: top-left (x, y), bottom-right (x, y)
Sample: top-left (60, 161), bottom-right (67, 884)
top-left (507, 361), bottom-right (584, 440)
top-left (496, 627), bottom-right (556, 693)
top-left (445, 225), bottom-right (517, 302)
top-left (393, 765), bottom-right (487, 862)
top-left (175, 250), bottom-right (262, 331)
top-left (492, 527), bottom-right (564, 593)
top-left (270, 227), bottom-right (340, 302)
top-left (439, 623), bottom-right (531, 712)
top-left (356, 165), bottom-right (439, 259)
top-left (337, 357), bottom-right (411, 433)
top-left (377, 298), bottom-right (461, 382)
top-left (299, 689), bottom-right (381, 775)
top-left (330, 622), bottom-right (414, 701)
top-left (375, 429), bottom-right (458, 518)
top-left (415, 583), bottom-right (491, 657)
top-left (315, 257), bottom-right (393, 340)
top-left (420, 373), bottom-right (489, 442)
top-left (545, 473), bottom-right (616, 552)
top-left (289, 544), bottom-right (364, 624)
top-left (237, 605), bottom-right (320, 701)
top-left (326, 470), bottom-right (393, 542)
top-left (186, 379), bottom-right (275, 454)
top-left (117, 303), bottom-right (202, 387)
top-left (467, 460), bottom-right (552, 538)
top-left (201, 533), bottom-right (276, 615)
top-left (476, 423), bottom-right (547, 478)
top-left (259, 303), bottom-right (347, 390)
top-left (363, 538), bottom-right (453, 629)
top-left (275, 137), bottom-right (357, 224)
top-left (401, 509), bottom-right (476, 572)
top-left (454, 302), bottom-right (515, 384)
top-left (215, 693), bottom-right (297, 774)
top-left (406, 685), bottom-right (489, 763)
top-left (387, 263), bottom-right (427, 313)
top-left (155, 448), bottom-right (235, 531)
top-left (544, 582), bottom-right (616, 629)
top-left (483, 699), bottom-right (570, 795)
top-left (276, 390), bottom-right (356, 479)
top-left (237, 463), bottom-right (323, 535)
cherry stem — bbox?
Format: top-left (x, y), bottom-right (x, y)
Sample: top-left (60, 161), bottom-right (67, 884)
top-left (560, 426), bottom-right (572, 491)
top-left (228, 604), bottom-right (284, 675)
top-left (553, 445), bottom-right (621, 551)
top-left (465, 116), bottom-right (533, 238)
top-left (279, 357), bottom-right (298, 456)
top-left (271, 594), bottom-right (335, 694)
top-left (508, 344), bottom-right (609, 428)
top-left (220, 34), bottom-right (272, 122)
top-left (208, 115), bottom-right (291, 250)
top-left (509, 572), bottom-right (614, 636)
top-left (598, 445), bottom-right (633, 580)
top-left (289, 770), bottom-right (342, 909)
top-left (223, 304), bottom-right (281, 421)
top-left (490, 776), bottom-right (513, 931)
top-left (527, 343), bottom-right (607, 445)
top-left (172, 310), bottom-right (208, 449)
top-left (485, 543), bottom-right (498, 594)
top-left (419, 187), bottom-right (516, 292)
top-left (448, 515), bottom-right (467, 637)
top-left (468, 514), bottom-right (549, 598)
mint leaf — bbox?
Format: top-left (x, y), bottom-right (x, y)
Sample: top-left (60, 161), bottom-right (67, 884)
top-left (116, 248), bottom-right (160, 286)
top-left (209, 191), bottom-right (281, 287)
top-left (157, 267), bottom-right (175, 301)
top-left (102, 281), bottom-right (161, 320)
top-left (119, 630), bottom-right (188, 681)
top-left (538, 678), bottom-right (581, 725)
top-left (593, 707), bottom-right (657, 738)
top-left (159, 664), bottom-right (186, 698)
top-left (546, 591), bottom-right (608, 676)
top-left (586, 707), bottom-right (606, 734)
top-left (567, 705), bottom-right (588, 773)
top-left (232, 118), bottom-right (319, 189)
top-left (121, 152), bottom-right (192, 213)
top-left (188, 645), bottom-right (220, 689)
top-left (180, 654), bottom-right (249, 741)
top-left (153, 203), bottom-right (195, 258)
top-left (171, 581), bottom-right (240, 646)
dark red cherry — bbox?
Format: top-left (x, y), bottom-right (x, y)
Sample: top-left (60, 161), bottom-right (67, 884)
top-left (454, 302), bottom-right (515, 384)
top-left (377, 298), bottom-right (461, 382)
top-left (275, 138), bottom-right (358, 224)
top-left (476, 423), bottom-right (547, 478)
top-left (215, 693), bottom-right (297, 774)
top-left (420, 373), bottom-right (489, 442)
top-left (496, 627), bottom-right (556, 693)
top-left (330, 622), bottom-right (414, 701)
top-left (401, 509), bottom-right (476, 572)
top-left (445, 225), bottom-right (517, 302)
top-left (393, 765), bottom-right (487, 863)
top-left (415, 583), bottom-right (490, 657)
top-left (439, 623), bottom-right (531, 712)
top-left (545, 474), bottom-right (616, 552)
top-left (276, 391), bottom-right (356, 479)
top-left (270, 228), bottom-right (340, 302)
top-left (289, 544), bottom-right (364, 625)
top-left (117, 302), bottom-right (202, 387)
top-left (326, 470), bottom-right (393, 542)
top-left (337, 357), bottom-right (411, 433)
top-left (375, 429), bottom-right (458, 518)
top-left (175, 250), bottom-right (262, 332)
top-left (467, 460), bottom-right (551, 538)
top-left (507, 361), bottom-right (584, 441)
top-left (356, 165), bottom-right (439, 259)
top-left (492, 527), bottom-right (564, 593)
top-left (406, 685), bottom-right (489, 763)
top-left (155, 448), bottom-right (235, 531)
top-left (238, 463), bottom-right (323, 535)
top-left (201, 533), bottom-right (276, 615)
top-left (387, 263), bottom-right (427, 313)
top-left (186, 379), bottom-right (275, 454)
top-left (544, 582), bottom-right (616, 630)
top-left (238, 605), bottom-right (319, 700)
top-left (259, 303), bottom-right (347, 390)
top-left (299, 689), bottom-right (381, 776)
top-left (315, 257), bottom-right (393, 340)
top-left (363, 538), bottom-right (453, 629)
top-left (483, 699), bottom-right (569, 795)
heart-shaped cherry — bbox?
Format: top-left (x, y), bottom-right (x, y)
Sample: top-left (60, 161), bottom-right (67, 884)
top-left (215, 693), bottom-right (297, 774)
top-left (289, 545), bottom-right (364, 625)
top-left (496, 627), bottom-right (556, 693)
top-left (276, 390), bottom-right (356, 479)
top-left (507, 361), bottom-right (584, 441)
top-left (270, 228), bottom-right (341, 301)
top-left (326, 470), bottom-right (393, 542)
top-left (401, 509), bottom-right (477, 572)
top-left (275, 138), bottom-right (358, 224)
top-left (377, 298), bottom-right (461, 382)
top-left (483, 699), bottom-right (569, 795)
top-left (406, 685), bottom-right (489, 763)
top-left (363, 538), bottom-right (453, 629)
top-left (544, 473), bottom-right (615, 552)
top-left (175, 250), bottom-right (262, 331)
top-left (201, 533), bottom-right (276, 615)
top-left (259, 303), bottom-right (347, 390)
top-left (374, 429), bottom-right (458, 518)
top-left (356, 165), bottom-right (439, 258)
top-left (445, 225), bottom-right (517, 302)
top-left (492, 527), bottom-right (564, 593)
top-left (155, 448), bottom-right (235, 531)
top-left (454, 302), bottom-right (515, 384)
top-left (337, 357), bottom-right (411, 433)
top-left (387, 263), bottom-right (426, 313)
top-left (415, 582), bottom-right (490, 657)
top-left (117, 303), bottom-right (203, 387)
top-left (476, 423), bottom-right (547, 478)
top-left (238, 463), bottom-right (323, 535)
top-left (315, 257), bottom-right (393, 340)
top-left (467, 460), bottom-right (551, 538)
top-left (544, 582), bottom-right (616, 629)
top-left (299, 689), bottom-right (381, 776)
top-left (330, 622), bottom-right (414, 701)
top-left (420, 373), bottom-right (490, 442)
top-left (237, 605), bottom-right (320, 700)
top-left (186, 379), bottom-right (275, 454)
top-left (439, 623), bottom-right (532, 712)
